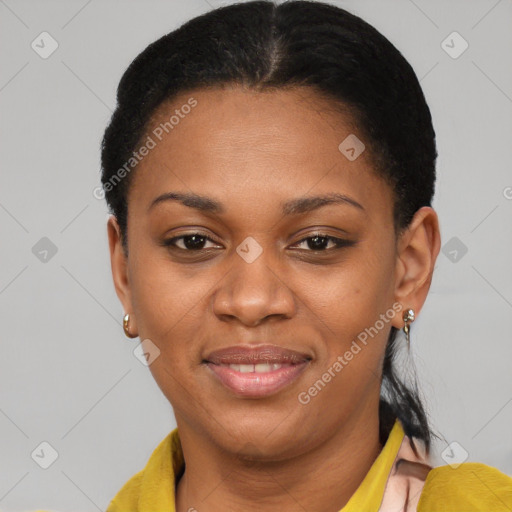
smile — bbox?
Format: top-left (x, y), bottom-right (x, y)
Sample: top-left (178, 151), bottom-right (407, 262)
top-left (204, 344), bottom-right (311, 398)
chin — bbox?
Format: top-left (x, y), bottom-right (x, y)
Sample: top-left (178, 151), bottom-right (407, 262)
top-left (208, 406), bottom-right (314, 461)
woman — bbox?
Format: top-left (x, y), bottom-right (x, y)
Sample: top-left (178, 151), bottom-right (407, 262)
top-left (100, 1), bottom-right (512, 510)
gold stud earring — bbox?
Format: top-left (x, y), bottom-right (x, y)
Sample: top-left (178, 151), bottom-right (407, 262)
top-left (402, 308), bottom-right (415, 349)
top-left (123, 313), bottom-right (138, 339)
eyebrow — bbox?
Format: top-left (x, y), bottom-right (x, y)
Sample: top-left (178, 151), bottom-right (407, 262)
top-left (148, 191), bottom-right (365, 215)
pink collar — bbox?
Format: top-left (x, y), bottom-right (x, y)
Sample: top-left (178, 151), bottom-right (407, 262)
top-left (378, 434), bottom-right (432, 512)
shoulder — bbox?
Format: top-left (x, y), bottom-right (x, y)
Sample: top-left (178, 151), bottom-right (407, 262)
top-left (105, 429), bottom-right (181, 511)
top-left (105, 469), bottom-right (144, 511)
top-left (418, 462), bottom-right (512, 512)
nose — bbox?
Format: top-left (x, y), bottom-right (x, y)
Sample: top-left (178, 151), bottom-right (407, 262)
top-left (212, 246), bottom-right (297, 327)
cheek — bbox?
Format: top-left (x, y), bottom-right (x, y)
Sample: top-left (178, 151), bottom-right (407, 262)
top-left (129, 245), bottom-right (212, 338)
top-left (303, 248), bottom-right (395, 328)
top-left (299, 263), bottom-right (395, 421)
top-left (299, 249), bottom-right (396, 397)
top-left (128, 254), bottom-right (208, 407)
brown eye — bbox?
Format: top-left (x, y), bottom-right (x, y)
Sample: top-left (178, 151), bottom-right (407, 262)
top-left (292, 233), bottom-right (355, 252)
top-left (163, 233), bottom-right (221, 251)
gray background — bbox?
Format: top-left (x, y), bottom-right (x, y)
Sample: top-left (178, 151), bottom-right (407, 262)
top-left (1, 0), bottom-right (511, 510)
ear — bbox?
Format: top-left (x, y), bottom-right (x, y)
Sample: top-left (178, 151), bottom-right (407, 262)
top-left (391, 206), bottom-right (441, 329)
top-left (107, 215), bottom-right (138, 336)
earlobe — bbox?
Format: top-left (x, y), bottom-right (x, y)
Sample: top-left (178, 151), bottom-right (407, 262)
top-left (107, 216), bottom-right (137, 334)
top-left (392, 206), bottom-right (441, 329)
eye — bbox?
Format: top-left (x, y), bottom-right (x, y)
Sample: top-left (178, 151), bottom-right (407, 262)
top-left (291, 233), bottom-right (355, 252)
top-left (162, 233), bottom-right (222, 251)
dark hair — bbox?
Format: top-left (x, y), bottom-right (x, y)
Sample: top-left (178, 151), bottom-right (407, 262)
top-left (101, 0), bottom-right (437, 453)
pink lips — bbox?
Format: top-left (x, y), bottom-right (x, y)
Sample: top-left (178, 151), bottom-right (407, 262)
top-left (204, 345), bottom-right (311, 398)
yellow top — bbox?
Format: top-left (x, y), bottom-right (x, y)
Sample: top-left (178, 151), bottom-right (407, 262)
top-left (105, 419), bottom-right (512, 511)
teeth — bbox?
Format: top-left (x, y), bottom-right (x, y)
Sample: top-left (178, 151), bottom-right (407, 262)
top-left (226, 363), bottom-right (283, 373)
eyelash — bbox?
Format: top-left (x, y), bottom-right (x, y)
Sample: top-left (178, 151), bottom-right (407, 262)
top-left (162, 232), bottom-right (354, 253)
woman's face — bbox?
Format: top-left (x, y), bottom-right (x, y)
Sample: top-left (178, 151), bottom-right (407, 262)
top-left (109, 86), bottom-right (429, 459)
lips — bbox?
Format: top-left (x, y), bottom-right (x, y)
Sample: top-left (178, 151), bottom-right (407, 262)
top-left (206, 345), bottom-right (310, 365)
top-left (204, 345), bottom-right (311, 398)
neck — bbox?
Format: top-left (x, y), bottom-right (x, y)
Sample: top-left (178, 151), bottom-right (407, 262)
top-left (175, 408), bottom-right (383, 512)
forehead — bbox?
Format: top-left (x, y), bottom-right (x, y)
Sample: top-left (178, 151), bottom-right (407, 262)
top-left (145, 85), bottom-right (361, 160)
top-left (128, 85), bottom-right (393, 221)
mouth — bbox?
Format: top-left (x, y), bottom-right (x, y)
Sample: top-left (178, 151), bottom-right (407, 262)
top-left (203, 345), bottom-right (311, 398)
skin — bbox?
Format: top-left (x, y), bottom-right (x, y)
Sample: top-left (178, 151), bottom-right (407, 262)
top-left (108, 85), bottom-right (441, 512)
